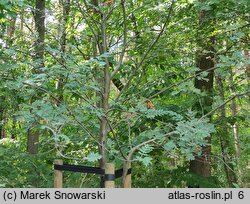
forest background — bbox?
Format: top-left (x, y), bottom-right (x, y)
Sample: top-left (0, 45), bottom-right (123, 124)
top-left (0, 0), bottom-right (249, 188)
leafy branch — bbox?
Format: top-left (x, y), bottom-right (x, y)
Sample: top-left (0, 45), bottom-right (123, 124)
top-left (116, 0), bottom-right (176, 101)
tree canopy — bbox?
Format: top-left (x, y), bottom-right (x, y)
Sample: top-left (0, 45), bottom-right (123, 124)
top-left (0, 0), bottom-right (249, 188)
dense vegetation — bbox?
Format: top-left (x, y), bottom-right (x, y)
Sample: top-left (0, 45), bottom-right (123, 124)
top-left (0, 0), bottom-right (249, 188)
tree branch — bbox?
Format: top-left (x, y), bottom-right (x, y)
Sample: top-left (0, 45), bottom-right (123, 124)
top-left (200, 90), bottom-right (250, 120)
top-left (115, 0), bottom-right (176, 101)
top-left (127, 131), bottom-right (175, 161)
top-left (148, 65), bottom-right (220, 100)
top-left (111, 0), bottom-right (127, 78)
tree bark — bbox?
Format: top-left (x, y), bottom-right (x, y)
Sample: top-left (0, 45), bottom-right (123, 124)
top-left (27, 127), bottom-right (39, 154)
top-left (6, 16), bottom-right (16, 45)
top-left (0, 15), bottom-right (17, 139)
top-left (244, 50), bottom-right (250, 79)
top-left (27, 0), bottom-right (45, 155)
top-left (56, 0), bottom-right (71, 104)
top-left (98, 10), bottom-right (111, 175)
top-left (229, 61), bottom-right (244, 184)
top-left (33, 0), bottom-right (45, 69)
top-left (189, 1), bottom-right (215, 179)
top-left (0, 108), bottom-right (6, 139)
top-left (216, 74), bottom-right (237, 187)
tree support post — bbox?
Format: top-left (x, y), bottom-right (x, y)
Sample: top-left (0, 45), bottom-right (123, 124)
top-left (104, 163), bottom-right (115, 188)
top-left (123, 162), bottom-right (131, 188)
top-left (54, 159), bottom-right (63, 188)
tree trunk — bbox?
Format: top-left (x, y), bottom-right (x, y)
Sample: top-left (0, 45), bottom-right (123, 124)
top-left (0, 15), bottom-right (17, 139)
top-left (33, 0), bottom-right (45, 69)
top-left (27, 0), bottom-right (45, 155)
top-left (0, 108), bottom-right (6, 139)
top-left (11, 116), bottom-right (17, 139)
top-left (216, 74), bottom-right (237, 187)
top-left (6, 16), bottom-right (16, 45)
top-left (189, 1), bottom-right (215, 179)
top-left (244, 50), bottom-right (250, 80)
top-left (229, 57), bottom-right (245, 184)
top-left (27, 127), bottom-right (39, 154)
top-left (56, 0), bottom-right (71, 104)
top-left (98, 18), bottom-right (111, 187)
top-left (89, 1), bottom-right (111, 187)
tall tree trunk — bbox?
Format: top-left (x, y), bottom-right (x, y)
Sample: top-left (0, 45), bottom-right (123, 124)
top-left (56, 0), bottom-right (71, 104)
top-left (6, 16), bottom-right (16, 45)
top-left (0, 15), bottom-right (17, 139)
top-left (86, 0), bottom-right (107, 187)
top-left (98, 14), bottom-right (111, 187)
top-left (244, 48), bottom-right (250, 110)
top-left (89, 0), bottom-right (111, 186)
top-left (33, 0), bottom-right (45, 69)
top-left (11, 116), bottom-right (17, 139)
top-left (216, 74), bottom-right (237, 187)
top-left (229, 68), bottom-right (242, 183)
top-left (189, 1), bottom-right (215, 179)
top-left (27, 0), bottom-right (45, 155)
top-left (0, 108), bottom-right (6, 139)
top-left (244, 50), bottom-right (250, 80)
top-left (27, 128), bottom-right (39, 154)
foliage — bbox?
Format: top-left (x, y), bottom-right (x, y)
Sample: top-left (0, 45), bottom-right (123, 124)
top-left (0, 0), bottom-right (249, 188)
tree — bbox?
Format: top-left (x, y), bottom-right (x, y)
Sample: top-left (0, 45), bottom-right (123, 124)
top-left (27, 0), bottom-right (46, 154)
top-left (189, 0), bottom-right (215, 179)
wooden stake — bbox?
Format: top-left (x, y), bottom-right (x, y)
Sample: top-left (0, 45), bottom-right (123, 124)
top-left (123, 162), bottom-right (131, 188)
top-left (104, 163), bottom-right (115, 188)
top-left (54, 159), bottom-right (63, 188)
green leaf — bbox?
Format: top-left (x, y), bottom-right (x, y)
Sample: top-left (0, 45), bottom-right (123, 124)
top-left (86, 152), bottom-right (102, 162)
top-left (186, 153), bottom-right (195, 161)
top-left (139, 144), bottom-right (154, 156)
top-left (232, 183), bottom-right (240, 188)
top-left (164, 141), bottom-right (176, 151)
top-left (139, 127), bottom-right (164, 140)
top-left (136, 156), bottom-right (152, 166)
